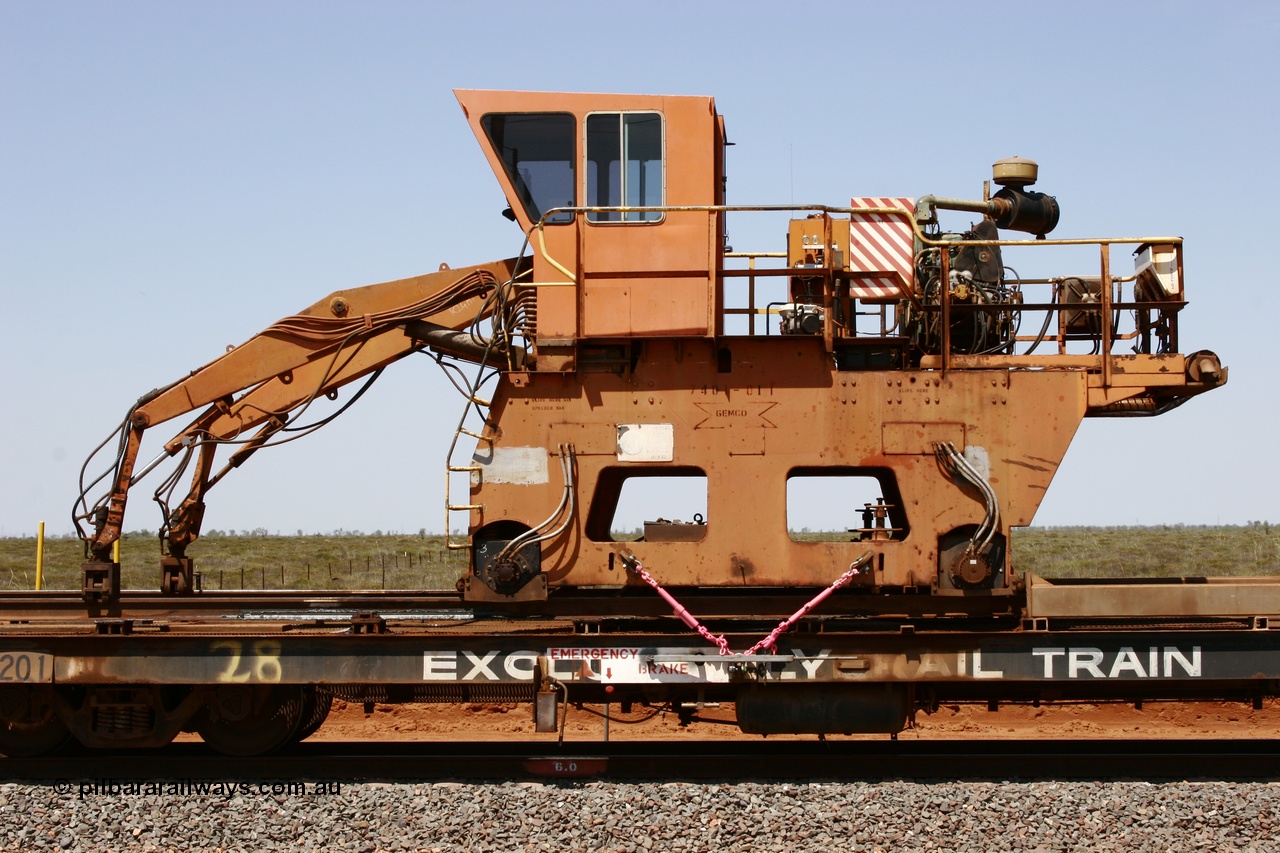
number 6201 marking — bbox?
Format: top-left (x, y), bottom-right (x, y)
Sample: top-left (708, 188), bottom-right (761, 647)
top-left (0, 652), bottom-right (53, 683)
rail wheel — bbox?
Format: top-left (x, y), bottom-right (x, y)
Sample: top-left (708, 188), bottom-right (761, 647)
top-left (195, 685), bottom-right (304, 756)
top-left (294, 687), bottom-right (333, 743)
top-left (0, 686), bottom-right (72, 757)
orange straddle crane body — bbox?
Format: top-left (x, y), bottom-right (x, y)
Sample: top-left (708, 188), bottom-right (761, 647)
top-left (75, 89), bottom-right (1224, 612)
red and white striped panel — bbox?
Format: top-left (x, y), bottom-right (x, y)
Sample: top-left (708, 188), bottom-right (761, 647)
top-left (848, 197), bottom-right (915, 302)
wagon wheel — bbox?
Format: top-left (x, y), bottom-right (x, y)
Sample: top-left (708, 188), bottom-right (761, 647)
top-left (0, 689), bottom-right (72, 757)
top-left (293, 687), bottom-right (333, 743)
top-left (195, 685), bottom-right (304, 756)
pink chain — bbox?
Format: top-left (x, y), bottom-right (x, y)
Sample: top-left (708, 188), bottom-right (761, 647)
top-left (741, 553), bottom-right (874, 656)
top-left (621, 555), bottom-right (731, 654)
top-left (621, 553), bottom-right (872, 657)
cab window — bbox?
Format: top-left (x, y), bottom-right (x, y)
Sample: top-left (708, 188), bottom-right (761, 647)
top-left (481, 113), bottom-right (575, 224)
top-left (586, 112), bottom-right (663, 222)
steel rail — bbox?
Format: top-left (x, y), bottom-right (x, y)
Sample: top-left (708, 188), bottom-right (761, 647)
top-left (0, 588), bottom-right (1028, 624)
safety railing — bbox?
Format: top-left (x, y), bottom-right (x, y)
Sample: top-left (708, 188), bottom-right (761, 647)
top-left (528, 204), bottom-right (1188, 381)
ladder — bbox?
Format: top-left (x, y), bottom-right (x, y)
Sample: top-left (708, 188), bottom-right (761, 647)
top-left (443, 389), bottom-right (493, 552)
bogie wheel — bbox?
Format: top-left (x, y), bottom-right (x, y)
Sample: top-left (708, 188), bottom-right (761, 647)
top-left (294, 688), bottom-right (333, 743)
top-left (0, 686), bottom-right (72, 757)
top-left (195, 685), bottom-right (305, 757)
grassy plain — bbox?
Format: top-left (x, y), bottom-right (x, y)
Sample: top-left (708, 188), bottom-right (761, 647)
top-left (0, 531), bottom-right (466, 592)
top-left (1, 524), bottom-right (1276, 592)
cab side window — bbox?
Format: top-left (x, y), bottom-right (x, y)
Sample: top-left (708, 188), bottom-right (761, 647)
top-left (481, 113), bottom-right (575, 224)
top-left (586, 112), bottom-right (663, 222)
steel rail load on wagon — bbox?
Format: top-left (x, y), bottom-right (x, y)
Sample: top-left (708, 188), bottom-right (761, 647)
top-left (0, 88), bottom-right (1257, 757)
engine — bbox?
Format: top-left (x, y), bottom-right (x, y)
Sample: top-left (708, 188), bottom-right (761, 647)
top-left (907, 219), bottom-right (1022, 356)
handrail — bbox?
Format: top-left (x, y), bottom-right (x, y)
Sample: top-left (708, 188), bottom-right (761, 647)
top-left (524, 203), bottom-right (1185, 368)
top-left (533, 202), bottom-right (1181, 251)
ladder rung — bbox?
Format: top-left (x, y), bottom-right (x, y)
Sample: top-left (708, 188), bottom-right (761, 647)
top-left (459, 428), bottom-right (490, 441)
top-left (448, 465), bottom-right (482, 473)
top-left (470, 396), bottom-right (491, 407)
top-left (448, 504), bottom-right (483, 512)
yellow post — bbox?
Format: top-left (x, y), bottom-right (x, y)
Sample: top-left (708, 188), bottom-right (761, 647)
top-left (35, 521), bottom-right (44, 591)
top-left (113, 539), bottom-right (120, 564)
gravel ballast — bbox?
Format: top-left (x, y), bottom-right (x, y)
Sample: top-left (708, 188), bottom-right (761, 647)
top-left (2, 779), bottom-right (1277, 852)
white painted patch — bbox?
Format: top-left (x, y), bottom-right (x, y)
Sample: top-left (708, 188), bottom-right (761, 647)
top-left (471, 447), bottom-right (549, 485)
top-left (616, 423), bottom-right (674, 462)
top-left (963, 444), bottom-right (990, 481)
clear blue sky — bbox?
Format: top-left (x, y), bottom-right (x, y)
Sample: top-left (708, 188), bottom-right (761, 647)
top-left (3, 2), bottom-right (1277, 537)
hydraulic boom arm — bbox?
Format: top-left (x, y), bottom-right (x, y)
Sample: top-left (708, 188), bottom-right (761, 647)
top-left (75, 257), bottom-right (522, 599)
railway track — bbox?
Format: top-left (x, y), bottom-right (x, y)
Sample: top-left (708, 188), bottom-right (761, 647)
top-left (4, 739), bottom-right (1279, 782)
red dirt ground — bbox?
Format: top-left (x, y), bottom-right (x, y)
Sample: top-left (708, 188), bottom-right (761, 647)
top-left (308, 699), bottom-right (1280, 742)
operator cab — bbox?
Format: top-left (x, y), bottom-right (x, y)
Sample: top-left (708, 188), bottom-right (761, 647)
top-left (456, 89), bottom-right (726, 343)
